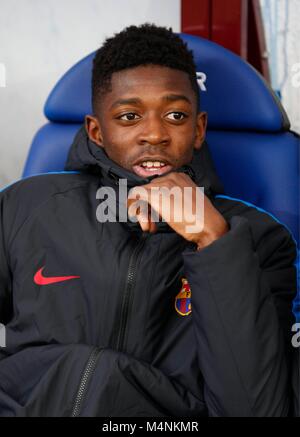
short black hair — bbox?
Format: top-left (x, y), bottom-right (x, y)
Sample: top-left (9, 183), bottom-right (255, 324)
top-left (91, 23), bottom-right (199, 112)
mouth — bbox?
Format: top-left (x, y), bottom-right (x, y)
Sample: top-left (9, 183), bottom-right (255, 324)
top-left (132, 158), bottom-right (173, 178)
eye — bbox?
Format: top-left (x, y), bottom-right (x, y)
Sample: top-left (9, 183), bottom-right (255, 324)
top-left (118, 113), bottom-right (140, 121)
top-left (166, 112), bottom-right (187, 121)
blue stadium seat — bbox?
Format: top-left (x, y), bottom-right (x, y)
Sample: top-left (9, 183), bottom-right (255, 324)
top-left (22, 33), bottom-right (300, 319)
top-left (22, 34), bottom-right (299, 246)
top-left (22, 34), bottom-right (299, 245)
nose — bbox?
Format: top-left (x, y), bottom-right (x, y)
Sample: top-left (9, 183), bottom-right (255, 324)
top-left (137, 114), bottom-right (171, 147)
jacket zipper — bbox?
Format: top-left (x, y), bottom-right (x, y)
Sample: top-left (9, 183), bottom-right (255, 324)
top-left (114, 232), bottom-right (148, 352)
top-left (71, 347), bottom-right (102, 417)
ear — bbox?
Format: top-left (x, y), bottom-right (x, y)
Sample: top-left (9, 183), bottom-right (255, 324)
top-left (85, 115), bottom-right (104, 147)
top-left (193, 111), bottom-right (207, 151)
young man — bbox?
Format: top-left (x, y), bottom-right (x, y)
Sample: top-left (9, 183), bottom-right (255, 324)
top-left (0, 24), bottom-right (297, 417)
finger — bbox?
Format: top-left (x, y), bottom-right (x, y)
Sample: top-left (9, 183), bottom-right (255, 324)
top-left (138, 204), bottom-right (158, 233)
top-left (147, 210), bottom-right (158, 233)
top-left (149, 220), bottom-right (157, 233)
top-left (136, 208), bottom-right (151, 232)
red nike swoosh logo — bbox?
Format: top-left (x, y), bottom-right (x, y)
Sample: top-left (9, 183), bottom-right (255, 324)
top-left (34, 266), bottom-right (80, 285)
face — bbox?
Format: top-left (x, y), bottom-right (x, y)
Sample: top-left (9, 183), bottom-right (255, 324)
top-left (85, 65), bottom-right (207, 178)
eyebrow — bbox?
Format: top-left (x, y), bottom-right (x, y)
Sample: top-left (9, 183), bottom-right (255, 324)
top-left (110, 94), bottom-right (192, 109)
top-left (162, 94), bottom-right (192, 105)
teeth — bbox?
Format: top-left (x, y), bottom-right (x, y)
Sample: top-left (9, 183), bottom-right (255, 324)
top-left (141, 161), bottom-right (166, 168)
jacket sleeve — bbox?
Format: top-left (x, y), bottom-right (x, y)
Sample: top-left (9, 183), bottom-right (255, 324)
top-left (182, 215), bottom-right (298, 417)
top-left (292, 346), bottom-right (300, 417)
top-left (0, 194), bottom-right (13, 328)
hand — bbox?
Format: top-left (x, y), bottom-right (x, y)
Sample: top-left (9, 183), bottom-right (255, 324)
top-left (127, 172), bottom-right (229, 249)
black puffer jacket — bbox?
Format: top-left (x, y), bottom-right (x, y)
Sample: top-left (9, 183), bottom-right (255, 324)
top-left (0, 127), bottom-right (297, 416)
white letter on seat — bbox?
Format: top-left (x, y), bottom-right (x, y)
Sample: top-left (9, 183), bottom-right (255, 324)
top-left (197, 72), bottom-right (207, 91)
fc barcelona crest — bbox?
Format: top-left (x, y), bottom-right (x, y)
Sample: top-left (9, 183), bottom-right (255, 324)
top-left (175, 278), bottom-right (192, 316)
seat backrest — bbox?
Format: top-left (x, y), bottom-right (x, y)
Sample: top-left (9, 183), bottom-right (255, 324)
top-left (22, 33), bottom-right (300, 247)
